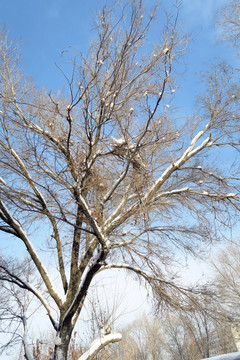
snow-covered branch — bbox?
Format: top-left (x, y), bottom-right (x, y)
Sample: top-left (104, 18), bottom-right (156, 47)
top-left (105, 132), bottom-right (213, 233)
top-left (1, 142), bottom-right (68, 293)
top-left (0, 200), bottom-right (63, 308)
top-left (78, 194), bottom-right (110, 248)
top-left (61, 249), bottom-right (105, 326)
top-left (78, 332), bottom-right (122, 360)
top-left (144, 133), bottom-right (212, 204)
top-left (154, 187), bottom-right (192, 201)
top-left (22, 315), bottom-right (34, 360)
top-left (110, 230), bottom-right (147, 249)
top-left (154, 188), bottom-right (238, 201)
top-left (104, 184), bottom-right (131, 229)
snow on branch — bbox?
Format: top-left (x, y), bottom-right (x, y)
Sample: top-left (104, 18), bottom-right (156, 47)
top-left (145, 134), bottom-right (212, 203)
top-left (110, 230), bottom-right (147, 249)
top-left (194, 191), bottom-right (238, 199)
top-left (154, 188), bottom-right (238, 201)
top-left (105, 131), bottom-right (213, 233)
top-left (154, 187), bottom-right (192, 201)
top-left (78, 332), bottom-right (122, 360)
top-left (22, 315), bottom-right (34, 360)
top-left (0, 200), bottom-right (63, 308)
top-left (61, 249), bottom-right (105, 326)
top-left (104, 184), bottom-right (131, 229)
top-left (78, 193), bottom-right (110, 248)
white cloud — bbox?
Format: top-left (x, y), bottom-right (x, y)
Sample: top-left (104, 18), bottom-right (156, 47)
top-left (182, 0), bottom-right (226, 25)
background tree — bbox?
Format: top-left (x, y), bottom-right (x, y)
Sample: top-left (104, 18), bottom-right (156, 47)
top-left (163, 305), bottom-right (237, 359)
top-left (0, 258), bottom-right (40, 359)
top-left (98, 314), bottom-right (167, 360)
top-left (218, 0), bottom-right (240, 46)
top-left (0, 0), bottom-right (240, 359)
top-left (105, 308), bottom-right (237, 360)
top-left (210, 241), bottom-right (240, 351)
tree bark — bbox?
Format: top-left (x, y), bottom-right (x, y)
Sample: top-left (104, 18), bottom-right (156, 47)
top-left (53, 322), bottom-right (73, 360)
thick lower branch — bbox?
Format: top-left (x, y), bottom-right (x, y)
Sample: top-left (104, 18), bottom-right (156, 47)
top-left (62, 248), bottom-right (108, 327)
top-left (0, 200), bottom-right (63, 308)
top-left (78, 333), bottom-right (122, 360)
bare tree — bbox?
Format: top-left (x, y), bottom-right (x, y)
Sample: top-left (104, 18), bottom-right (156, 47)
top-left (211, 240), bottom-right (240, 351)
top-left (162, 305), bottom-right (237, 360)
top-left (103, 313), bottom-right (167, 360)
top-left (218, 0), bottom-right (240, 46)
top-left (0, 0), bottom-right (239, 359)
top-left (0, 259), bottom-right (38, 360)
top-left (0, 282), bottom-right (24, 358)
top-left (99, 307), bottom-right (237, 360)
top-left (212, 242), bottom-right (240, 319)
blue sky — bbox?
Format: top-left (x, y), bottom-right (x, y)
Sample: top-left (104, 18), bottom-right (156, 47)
top-left (0, 0), bottom-right (235, 95)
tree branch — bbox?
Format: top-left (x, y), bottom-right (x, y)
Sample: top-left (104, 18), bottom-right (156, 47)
top-left (0, 200), bottom-right (63, 308)
top-left (78, 332), bottom-right (122, 360)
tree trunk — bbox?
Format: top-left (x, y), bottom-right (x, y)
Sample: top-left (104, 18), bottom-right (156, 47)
top-left (54, 343), bottom-right (69, 360)
top-left (53, 322), bottom-right (72, 360)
